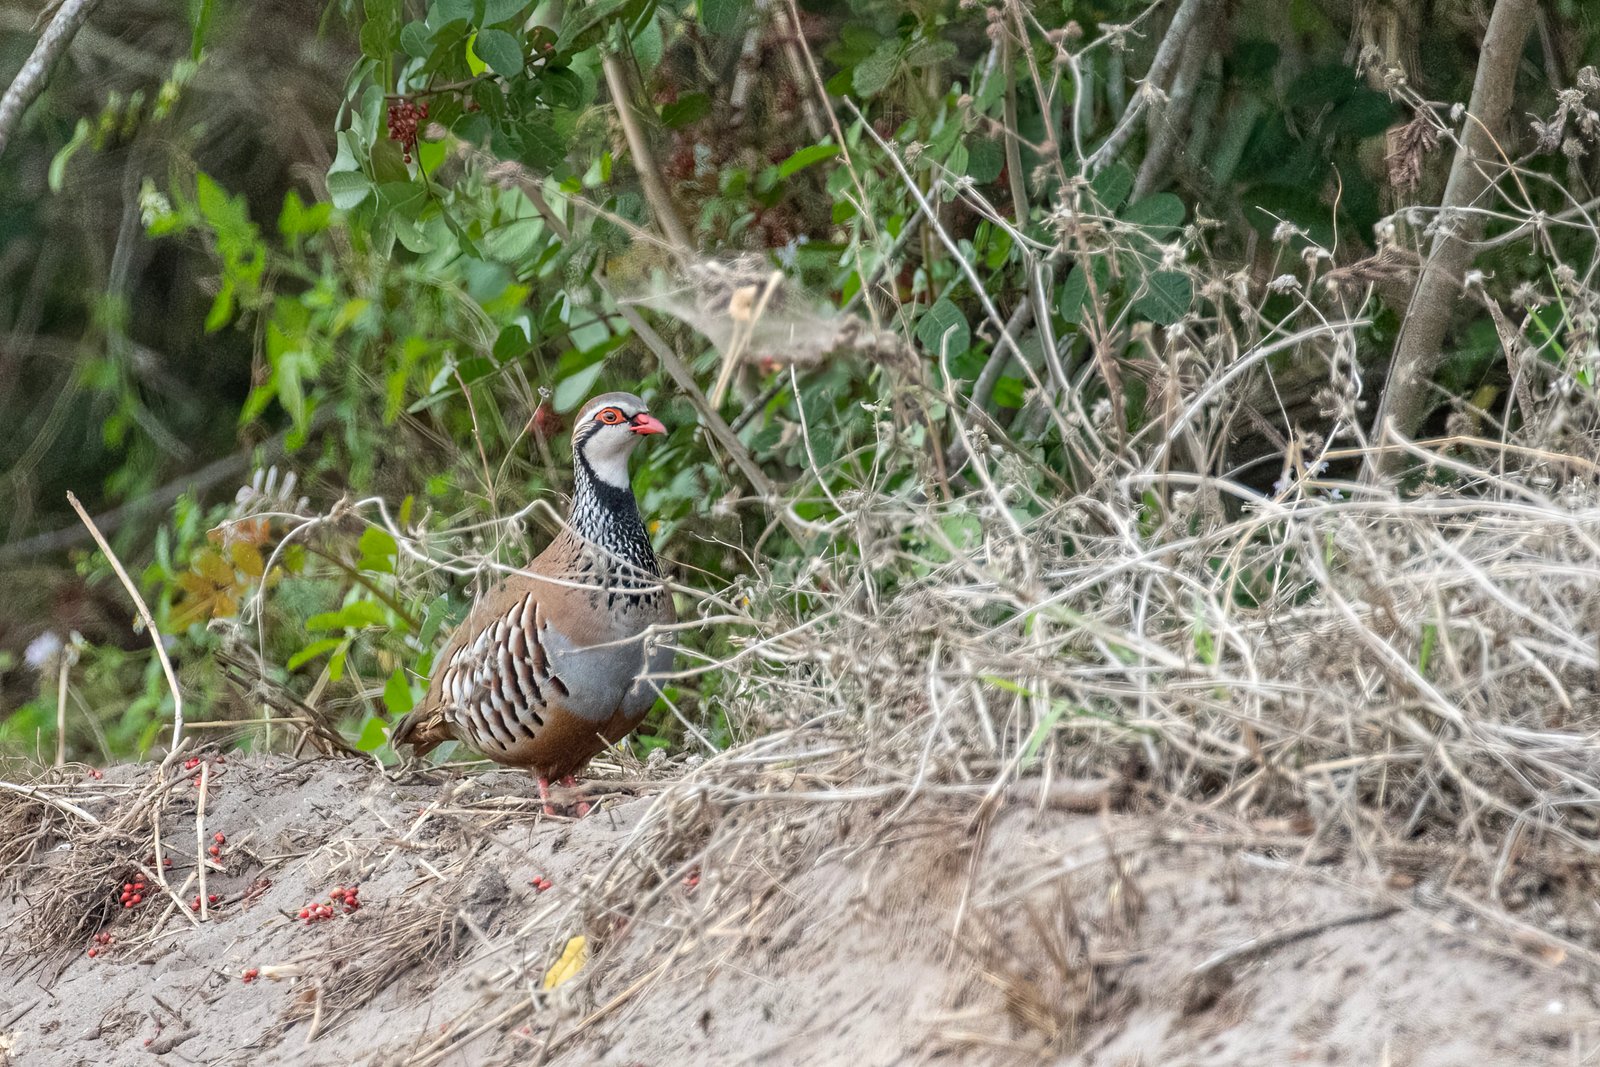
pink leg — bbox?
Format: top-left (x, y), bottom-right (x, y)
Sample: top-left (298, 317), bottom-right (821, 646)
top-left (558, 775), bottom-right (591, 818)
top-left (537, 776), bottom-right (557, 817)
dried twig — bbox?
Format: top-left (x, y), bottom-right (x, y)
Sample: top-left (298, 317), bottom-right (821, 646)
top-left (66, 491), bottom-right (185, 752)
top-left (0, 0), bottom-right (104, 159)
top-left (600, 50), bottom-right (691, 252)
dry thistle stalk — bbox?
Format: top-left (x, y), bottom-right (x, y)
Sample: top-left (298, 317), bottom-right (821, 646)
top-left (1385, 111), bottom-right (1439, 192)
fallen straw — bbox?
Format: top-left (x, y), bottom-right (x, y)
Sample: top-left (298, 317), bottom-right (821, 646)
top-left (66, 492), bottom-right (185, 753)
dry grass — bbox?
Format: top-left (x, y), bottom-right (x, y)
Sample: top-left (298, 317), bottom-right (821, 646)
top-left (7, 15), bottom-right (1600, 1062)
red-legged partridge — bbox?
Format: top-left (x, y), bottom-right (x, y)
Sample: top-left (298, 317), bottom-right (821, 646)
top-left (391, 392), bottom-right (675, 810)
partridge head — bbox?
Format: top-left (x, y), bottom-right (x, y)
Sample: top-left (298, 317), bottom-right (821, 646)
top-left (391, 392), bottom-right (675, 807)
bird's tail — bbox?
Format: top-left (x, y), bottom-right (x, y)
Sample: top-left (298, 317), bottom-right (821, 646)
top-left (389, 701), bottom-right (453, 759)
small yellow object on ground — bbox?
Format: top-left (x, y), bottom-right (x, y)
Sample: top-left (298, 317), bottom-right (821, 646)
top-left (543, 935), bottom-right (588, 990)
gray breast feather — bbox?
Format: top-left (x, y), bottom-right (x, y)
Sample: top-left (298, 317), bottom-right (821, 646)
top-left (541, 623), bottom-right (674, 722)
top-left (622, 633), bottom-right (676, 719)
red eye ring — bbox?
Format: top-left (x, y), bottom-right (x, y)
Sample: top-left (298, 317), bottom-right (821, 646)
top-left (596, 407), bottom-right (624, 424)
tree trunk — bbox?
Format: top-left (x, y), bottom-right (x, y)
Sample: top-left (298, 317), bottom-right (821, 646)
top-left (1365, 0), bottom-right (1536, 482)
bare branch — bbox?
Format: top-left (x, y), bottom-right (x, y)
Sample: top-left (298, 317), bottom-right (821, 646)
top-left (0, 0), bottom-right (104, 160)
top-left (600, 50), bottom-right (692, 253)
top-left (1085, 0), bottom-right (1216, 175)
top-left (1367, 0), bottom-right (1538, 481)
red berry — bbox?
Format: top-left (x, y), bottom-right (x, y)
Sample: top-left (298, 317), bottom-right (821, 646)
top-left (208, 894), bottom-right (219, 904)
top-left (87, 948), bottom-right (97, 958)
top-left (130, 894), bottom-right (142, 905)
top-left (214, 832), bottom-right (225, 844)
top-left (208, 846), bottom-right (221, 858)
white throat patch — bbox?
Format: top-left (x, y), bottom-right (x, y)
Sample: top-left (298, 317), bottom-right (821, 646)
top-left (581, 429), bottom-right (638, 488)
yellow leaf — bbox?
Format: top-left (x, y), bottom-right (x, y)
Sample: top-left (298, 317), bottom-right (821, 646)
top-left (194, 549), bottom-right (235, 587)
top-left (175, 571), bottom-right (212, 598)
top-left (230, 541), bottom-right (265, 578)
top-left (465, 31), bottom-right (488, 77)
top-left (542, 935), bottom-right (588, 990)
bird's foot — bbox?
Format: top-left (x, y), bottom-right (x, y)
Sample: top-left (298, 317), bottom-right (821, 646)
top-left (559, 775), bottom-right (592, 818)
top-left (536, 775), bottom-right (592, 818)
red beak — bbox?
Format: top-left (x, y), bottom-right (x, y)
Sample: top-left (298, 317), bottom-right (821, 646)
top-left (630, 412), bottom-right (666, 435)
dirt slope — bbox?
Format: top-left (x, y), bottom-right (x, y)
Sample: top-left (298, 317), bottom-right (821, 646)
top-left (1, 754), bottom-right (1595, 1065)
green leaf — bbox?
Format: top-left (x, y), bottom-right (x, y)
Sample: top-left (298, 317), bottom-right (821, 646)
top-left (991, 375), bottom-right (1025, 408)
top-left (660, 91), bottom-right (710, 128)
top-left (698, 0), bottom-right (743, 35)
top-left (493, 323), bottom-right (532, 361)
top-left (278, 190), bottom-right (332, 237)
top-left (482, 0), bottom-right (532, 23)
top-left (360, 18), bottom-right (394, 62)
top-left (915, 297), bottom-right (970, 357)
top-left (306, 600), bottom-right (389, 631)
top-left (393, 214), bottom-right (436, 253)
top-left (327, 169), bottom-right (373, 210)
top-left (905, 37), bottom-right (956, 67)
top-left (965, 138), bottom-right (1003, 183)
top-left (287, 637), bottom-right (346, 671)
top-left (556, 0), bottom-right (629, 54)
top-left (1122, 192), bottom-right (1185, 234)
top-left (429, 0), bottom-right (475, 27)
top-left (383, 669), bottom-right (416, 715)
top-left (540, 67), bottom-right (585, 109)
top-left (473, 27), bottom-right (524, 77)
top-left (632, 11), bottom-right (663, 73)
top-left (1132, 270), bottom-right (1193, 325)
top-left (484, 217), bottom-right (543, 263)
top-left (945, 142), bottom-right (968, 177)
top-left (204, 281), bottom-right (235, 332)
top-left (1021, 701), bottom-right (1074, 768)
top-left (513, 114), bottom-right (567, 170)
top-left (1329, 89), bottom-right (1395, 138)
top-left (400, 20), bottom-right (430, 56)
top-left (357, 526), bottom-right (398, 573)
top-left (369, 137), bottom-right (410, 184)
top-left (554, 359), bottom-right (607, 411)
top-left (356, 715), bottom-right (390, 752)
top-left (188, 0), bottom-right (214, 58)
top-left (376, 179), bottom-right (426, 219)
top-left (1090, 162), bottom-right (1133, 212)
top-left (1059, 258), bottom-right (1111, 325)
top-left (852, 40), bottom-right (900, 97)
top-left (418, 594), bottom-right (451, 647)
top-left (777, 143), bottom-right (839, 179)
top-left (48, 118), bottom-right (91, 193)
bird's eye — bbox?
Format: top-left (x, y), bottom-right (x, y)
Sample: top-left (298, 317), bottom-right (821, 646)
top-left (597, 407), bottom-right (624, 424)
